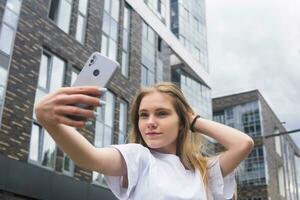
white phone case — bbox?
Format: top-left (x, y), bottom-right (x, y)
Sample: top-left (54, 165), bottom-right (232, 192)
top-left (69, 52), bottom-right (119, 121)
top-left (72, 52), bottom-right (119, 87)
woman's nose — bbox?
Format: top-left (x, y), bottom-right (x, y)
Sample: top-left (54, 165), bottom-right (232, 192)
top-left (147, 116), bottom-right (157, 129)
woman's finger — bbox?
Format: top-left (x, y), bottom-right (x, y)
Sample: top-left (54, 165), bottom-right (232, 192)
top-left (56, 86), bottom-right (106, 97)
top-left (54, 94), bottom-right (102, 107)
top-left (55, 115), bottom-right (87, 128)
top-left (54, 105), bottom-right (97, 119)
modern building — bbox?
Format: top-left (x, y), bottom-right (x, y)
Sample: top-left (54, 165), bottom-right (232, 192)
top-left (0, 0), bottom-right (211, 199)
top-left (213, 90), bottom-right (300, 200)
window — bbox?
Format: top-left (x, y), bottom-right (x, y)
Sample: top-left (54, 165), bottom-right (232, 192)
top-left (0, 24), bottom-right (14, 55)
top-left (75, 0), bottom-right (88, 43)
top-left (101, 0), bottom-right (120, 60)
top-left (175, 72), bottom-right (212, 120)
top-left (225, 107), bottom-right (233, 120)
top-left (238, 146), bottom-right (266, 185)
top-left (278, 166), bottom-right (286, 197)
top-left (242, 109), bottom-right (261, 138)
top-left (62, 67), bottom-right (78, 176)
top-left (118, 100), bottom-right (128, 144)
top-left (144, 0), bottom-right (166, 22)
top-left (121, 4), bottom-right (131, 77)
top-left (156, 58), bottom-right (163, 83)
top-left (193, 17), bottom-right (200, 33)
top-left (0, 0), bottom-right (21, 55)
top-left (194, 47), bottom-right (201, 62)
top-left (0, 0), bottom-right (22, 125)
top-left (0, 62), bottom-right (8, 125)
top-left (182, 7), bottom-right (189, 22)
top-left (62, 152), bottom-right (74, 175)
top-left (141, 22), bottom-right (156, 86)
top-left (48, 0), bottom-right (73, 33)
top-left (29, 123), bottom-right (57, 169)
top-left (29, 51), bottom-right (66, 169)
top-left (93, 90), bottom-right (115, 186)
top-left (213, 113), bottom-right (225, 124)
top-left (274, 128), bottom-right (282, 157)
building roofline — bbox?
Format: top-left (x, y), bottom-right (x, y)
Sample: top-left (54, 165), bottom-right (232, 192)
top-left (213, 89), bottom-right (300, 153)
top-left (125, 0), bottom-right (211, 87)
top-left (213, 89), bottom-right (259, 100)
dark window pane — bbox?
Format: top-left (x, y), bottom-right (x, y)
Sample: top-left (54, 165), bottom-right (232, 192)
top-left (49, 0), bottom-right (60, 21)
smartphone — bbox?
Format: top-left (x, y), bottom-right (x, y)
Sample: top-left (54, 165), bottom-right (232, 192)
top-left (68, 52), bottom-right (119, 121)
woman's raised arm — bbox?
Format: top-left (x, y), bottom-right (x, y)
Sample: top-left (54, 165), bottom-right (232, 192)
top-left (191, 116), bottom-right (254, 176)
top-left (35, 86), bottom-right (126, 176)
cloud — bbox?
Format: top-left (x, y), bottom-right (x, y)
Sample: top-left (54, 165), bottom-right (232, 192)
top-left (206, 0), bottom-right (300, 147)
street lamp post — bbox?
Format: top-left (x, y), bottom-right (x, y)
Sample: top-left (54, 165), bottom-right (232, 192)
top-left (264, 129), bottom-right (300, 139)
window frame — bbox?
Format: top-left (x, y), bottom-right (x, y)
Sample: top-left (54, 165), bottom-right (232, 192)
top-left (0, 0), bottom-right (22, 126)
top-left (118, 99), bottom-right (128, 144)
top-left (75, 0), bottom-right (89, 44)
top-left (28, 49), bottom-right (66, 170)
top-left (120, 4), bottom-right (131, 77)
top-left (48, 0), bottom-right (73, 33)
top-left (92, 90), bottom-right (115, 186)
top-left (101, 0), bottom-right (120, 61)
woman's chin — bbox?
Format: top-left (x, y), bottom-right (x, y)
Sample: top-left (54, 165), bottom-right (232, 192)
top-left (145, 141), bottom-right (162, 149)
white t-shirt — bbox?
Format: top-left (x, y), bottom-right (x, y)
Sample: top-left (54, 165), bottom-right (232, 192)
top-left (105, 144), bottom-right (236, 200)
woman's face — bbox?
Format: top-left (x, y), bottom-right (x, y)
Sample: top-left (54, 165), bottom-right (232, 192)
top-left (138, 91), bottom-right (180, 154)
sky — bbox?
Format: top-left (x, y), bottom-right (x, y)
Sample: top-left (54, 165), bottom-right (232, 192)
top-left (205, 0), bottom-right (300, 148)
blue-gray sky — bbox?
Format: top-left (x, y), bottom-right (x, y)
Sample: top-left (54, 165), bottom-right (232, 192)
top-left (206, 0), bottom-right (300, 148)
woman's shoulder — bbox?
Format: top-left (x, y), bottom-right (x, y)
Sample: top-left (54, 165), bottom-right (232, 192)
top-left (112, 143), bottom-right (151, 157)
top-left (116, 143), bottom-right (147, 150)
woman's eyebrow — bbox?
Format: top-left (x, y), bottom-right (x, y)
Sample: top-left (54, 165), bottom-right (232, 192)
top-left (139, 107), bottom-right (172, 113)
top-left (155, 108), bottom-right (172, 112)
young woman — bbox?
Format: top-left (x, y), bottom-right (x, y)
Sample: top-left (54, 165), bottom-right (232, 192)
top-left (35, 82), bottom-right (254, 200)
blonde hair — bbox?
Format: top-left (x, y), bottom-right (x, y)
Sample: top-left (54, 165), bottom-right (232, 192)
top-left (128, 82), bottom-right (209, 186)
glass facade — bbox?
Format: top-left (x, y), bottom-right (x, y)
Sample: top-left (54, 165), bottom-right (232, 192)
top-left (170, 0), bottom-right (209, 72)
top-left (141, 22), bottom-right (156, 86)
top-left (282, 137), bottom-right (298, 200)
top-left (29, 51), bottom-right (66, 170)
top-left (172, 70), bottom-right (212, 119)
top-left (121, 4), bottom-right (131, 77)
top-left (213, 101), bottom-right (266, 185)
top-left (239, 146), bottom-right (266, 185)
top-left (0, 0), bottom-right (22, 125)
top-left (144, 0), bottom-right (167, 23)
top-left (141, 22), bottom-right (166, 86)
top-left (101, 0), bottom-right (120, 61)
top-left (241, 109), bottom-right (261, 138)
top-left (214, 101), bottom-right (262, 138)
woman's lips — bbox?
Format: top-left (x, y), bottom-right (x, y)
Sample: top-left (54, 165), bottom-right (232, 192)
top-left (145, 132), bottom-right (162, 135)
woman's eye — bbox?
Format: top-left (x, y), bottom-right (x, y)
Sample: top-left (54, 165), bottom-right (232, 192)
top-left (139, 113), bottom-right (148, 118)
top-left (158, 112), bottom-right (168, 117)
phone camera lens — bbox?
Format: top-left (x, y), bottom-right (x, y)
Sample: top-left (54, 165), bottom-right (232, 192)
top-left (93, 69), bottom-right (100, 76)
top-left (89, 55), bottom-right (97, 66)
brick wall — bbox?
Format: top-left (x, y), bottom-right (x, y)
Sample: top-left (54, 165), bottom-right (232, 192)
top-left (0, 0), bottom-right (152, 184)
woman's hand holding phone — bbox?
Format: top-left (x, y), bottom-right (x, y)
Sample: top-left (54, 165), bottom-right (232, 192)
top-left (35, 52), bottom-right (118, 128)
top-left (35, 86), bottom-right (105, 128)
